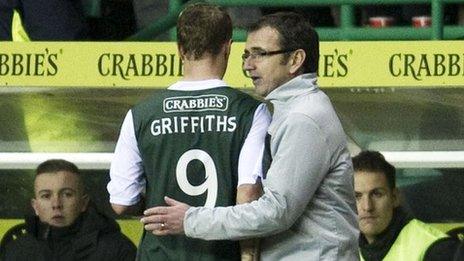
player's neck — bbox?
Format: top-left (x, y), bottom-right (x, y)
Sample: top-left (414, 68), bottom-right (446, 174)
top-left (182, 56), bottom-right (226, 81)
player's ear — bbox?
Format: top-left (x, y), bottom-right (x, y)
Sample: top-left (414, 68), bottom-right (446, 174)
top-left (178, 44), bottom-right (186, 60)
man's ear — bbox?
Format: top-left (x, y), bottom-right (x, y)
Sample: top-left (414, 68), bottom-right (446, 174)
top-left (289, 49), bottom-right (306, 75)
top-left (31, 198), bottom-right (39, 216)
top-left (178, 45), bottom-right (186, 60)
top-left (80, 194), bottom-right (90, 213)
top-left (223, 39), bottom-right (232, 60)
top-left (392, 188), bottom-right (401, 207)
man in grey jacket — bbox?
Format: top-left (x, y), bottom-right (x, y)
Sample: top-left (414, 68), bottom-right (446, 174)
top-left (141, 12), bottom-right (360, 260)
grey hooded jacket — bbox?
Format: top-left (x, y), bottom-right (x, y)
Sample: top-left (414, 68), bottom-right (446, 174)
top-left (185, 74), bottom-right (360, 260)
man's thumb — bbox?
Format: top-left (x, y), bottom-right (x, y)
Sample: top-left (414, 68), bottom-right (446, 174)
top-left (164, 196), bottom-right (181, 206)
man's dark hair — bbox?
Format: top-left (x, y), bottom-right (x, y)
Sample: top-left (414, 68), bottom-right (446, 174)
top-left (248, 11), bottom-right (319, 74)
top-left (352, 151), bottom-right (396, 190)
top-left (35, 159), bottom-right (86, 193)
top-left (36, 159), bottom-right (80, 176)
top-left (177, 2), bottom-right (232, 60)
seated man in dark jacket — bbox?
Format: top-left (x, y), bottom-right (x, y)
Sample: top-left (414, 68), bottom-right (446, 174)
top-left (0, 0), bottom-right (88, 41)
top-left (1, 159), bottom-right (136, 261)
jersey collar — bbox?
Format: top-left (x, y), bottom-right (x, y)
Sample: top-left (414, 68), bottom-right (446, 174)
top-left (168, 79), bottom-right (228, 91)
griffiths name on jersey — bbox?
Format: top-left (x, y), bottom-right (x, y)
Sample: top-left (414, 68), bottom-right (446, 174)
top-left (150, 115), bottom-right (237, 136)
top-left (151, 94), bottom-right (236, 136)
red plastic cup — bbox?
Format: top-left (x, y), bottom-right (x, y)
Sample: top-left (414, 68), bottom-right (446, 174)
top-left (412, 16), bottom-right (431, 27)
top-left (369, 16), bottom-right (395, 28)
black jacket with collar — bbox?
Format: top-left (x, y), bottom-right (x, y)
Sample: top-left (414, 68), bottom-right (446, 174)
top-left (2, 204), bottom-right (136, 261)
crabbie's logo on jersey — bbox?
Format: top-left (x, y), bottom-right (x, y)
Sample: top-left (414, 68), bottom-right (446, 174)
top-left (163, 95), bottom-right (229, 113)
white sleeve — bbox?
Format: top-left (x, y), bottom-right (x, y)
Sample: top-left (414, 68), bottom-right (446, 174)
top-left (107, 110), bottom-right (146, 205)
top-left (237, 103), bottom-right (271, 186)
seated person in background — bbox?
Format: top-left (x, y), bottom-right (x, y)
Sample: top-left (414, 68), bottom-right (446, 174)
top-left (0, 0), bottom-right (135, 41)
top-left (0, 0), bottom-right (89, 41)
top-left (1, 159), bottom-right (136, 261)
top-left (353, 150), bottom-right (457, 261)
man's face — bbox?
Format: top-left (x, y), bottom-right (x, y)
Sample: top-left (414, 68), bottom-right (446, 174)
top-left (354, 171), bottom-right (399, 243)
top-left (32, 171), bottom-right (88, 227)
top-left (243, 26), bottom-right (294, 97)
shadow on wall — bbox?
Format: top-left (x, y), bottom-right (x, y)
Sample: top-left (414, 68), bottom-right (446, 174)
top-left (401, 169), bottom-right (464, 223)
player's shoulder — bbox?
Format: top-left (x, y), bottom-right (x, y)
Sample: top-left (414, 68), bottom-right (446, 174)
top-left (218, 87), bottom-right (261, 103)
top-left (133, 89), bottom-right (172, 109)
